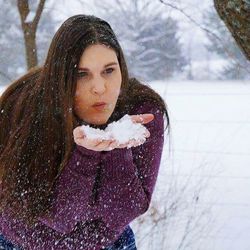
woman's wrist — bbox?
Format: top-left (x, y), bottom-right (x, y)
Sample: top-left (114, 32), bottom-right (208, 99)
top-left (100, 148), bottom-right (138, 182)
top-left (75, 144), bottom-right (101, 157)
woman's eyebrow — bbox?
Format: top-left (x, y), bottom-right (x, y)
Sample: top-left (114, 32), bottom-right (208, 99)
top-left (78, 62), bottom-right (118, 71)
top-left (104, 62), bottom-right (118, 67)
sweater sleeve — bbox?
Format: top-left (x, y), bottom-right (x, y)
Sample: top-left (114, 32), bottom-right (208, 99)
top-left (1, 212), bottom-right (116, 250)
top-left (131, 102), bottom-right (165, 203)
top-left (90, 102), bottom-right (165, 231)
top-left (35, 144), bottom-right (125, 249)
top-left (0, 145), bottom-right (112, 250)
top-left (37, 145), bottom-right (102, 234)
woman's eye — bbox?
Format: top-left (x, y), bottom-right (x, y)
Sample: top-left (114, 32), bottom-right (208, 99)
top-left (104, 68), bottom-right (114, 74)
top-left (77, 72), bottom-right (88, 78)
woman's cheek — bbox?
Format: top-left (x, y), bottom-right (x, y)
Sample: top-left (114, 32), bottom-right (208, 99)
top-left (75, 90), bottom-right (80, 97)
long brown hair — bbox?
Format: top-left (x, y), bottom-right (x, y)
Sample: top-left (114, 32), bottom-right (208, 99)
top-left (0, 15), bottom-right (169, 226)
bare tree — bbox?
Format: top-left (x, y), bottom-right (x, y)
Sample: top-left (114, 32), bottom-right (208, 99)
top-left (158, 0), bottom-right (250, 79)
top-left (0, 0), bottom-right (56, 85)
top-left (158, 0), bottom-right (249, 60)
top-left (214, 0), bottom-right (250, 60)
top-left (203, 7), bottom-right (250, 80)
top-left (17, 0), bottom-right (46, 69)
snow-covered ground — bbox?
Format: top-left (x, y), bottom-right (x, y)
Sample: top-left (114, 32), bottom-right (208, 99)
top-left (137, 80), bottom-right (250, 250)
top-left (1, 80), bottom-right (250, 250)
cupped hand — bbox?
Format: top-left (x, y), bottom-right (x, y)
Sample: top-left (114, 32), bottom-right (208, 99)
top-left (73, 127), bottom-right (117, 152)
top-left (73, 113), bottom-right (154, 151)
top-left (115, 113), bottom-right (154, 149)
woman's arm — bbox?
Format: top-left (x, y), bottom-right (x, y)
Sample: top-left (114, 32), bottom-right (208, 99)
top-left (34, 102), bottom-right (164, 248)
top-left (23, 146), bottom-right (118, 249)
top-left (90, 102), bottom-right (165, 231)
top-left (37, 145), bottom-right (102, 234)
top-left (1, 213), bottom-right (116, 250)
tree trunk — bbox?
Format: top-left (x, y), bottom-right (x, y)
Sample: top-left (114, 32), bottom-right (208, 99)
top-left (23, 23), bottom-right (38, 69)
top-left (214, 0), bottom-right (250, 60)
top-left (17, 0), bottom-right (46, 69)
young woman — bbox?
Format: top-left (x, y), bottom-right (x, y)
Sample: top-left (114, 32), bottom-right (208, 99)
top-left (0, 15), bottom-right (169, 250)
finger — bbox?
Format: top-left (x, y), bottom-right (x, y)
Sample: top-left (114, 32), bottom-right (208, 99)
top-left (144, 129), bottom-right (150, 138)
top-left (95, 139), bottom-right (115, 151)
top-left (128, 138), bottom-right (143, 148)
top-left (75, 137), bottom-right (101, 149)
top-left (73, 127), bottom-right (85, 139)
top-left (139, 137), bottom-right (147, 145)
top-left (115, 142), bottom-right (129, 149)
top-left (131, 136), bottom-right (148, 147)
top-left (116, 136), bottom-right (146, 149)
top-left (90, 138), bottom-right (106, 147)
top-left (107, 140), bottom-right (119, 150)
top-left (131, 114), bottom-right (154, 124)
top-left (126, 139), bottom-right (136, 148)
top-left (74, 133), bottom-right (88, 146)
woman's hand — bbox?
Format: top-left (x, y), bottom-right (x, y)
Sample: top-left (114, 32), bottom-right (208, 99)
top-left (115, 113), bottom-right (154, 149)
top-left (73, 127), bottom-right (116, 152)
top-left (73, 113), bottom-right (154, 151)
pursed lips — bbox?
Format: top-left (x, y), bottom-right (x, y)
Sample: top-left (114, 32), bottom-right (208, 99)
top-left (92, 102), bottom-right (107, 107)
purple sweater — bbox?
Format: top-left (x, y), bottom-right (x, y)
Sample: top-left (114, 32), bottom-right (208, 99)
top-left (0, 101), bottom-right (165, 249)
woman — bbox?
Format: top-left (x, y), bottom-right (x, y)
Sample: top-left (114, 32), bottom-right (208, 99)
top-left (0, 15), bottom-right (169, 249)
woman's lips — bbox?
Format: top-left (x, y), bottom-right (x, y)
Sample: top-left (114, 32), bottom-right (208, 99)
top-left (92, 102), bottom-right (106, 107)
top-left (92, 102), bottom-right (107, 111)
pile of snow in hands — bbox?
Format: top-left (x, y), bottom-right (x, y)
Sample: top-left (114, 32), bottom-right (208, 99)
top-left (80, 114), bottom-right (149, 147)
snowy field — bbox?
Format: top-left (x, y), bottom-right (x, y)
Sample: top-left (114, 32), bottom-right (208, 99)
top-left (135, 80), bottom-right (250, 250)
top-left (1, 80), bottom-right (250, 250)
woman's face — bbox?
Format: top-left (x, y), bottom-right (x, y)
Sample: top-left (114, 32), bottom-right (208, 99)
top-left (74, 44), bottom-right (122, 125)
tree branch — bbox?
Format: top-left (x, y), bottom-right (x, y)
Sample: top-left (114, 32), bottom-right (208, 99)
top-left (17, 0), bottom-right (46, 29)
top-left (159, 0), bottom-right (250, 73)
top-left (17, 0), bottom-right (46, 69)
top-left (17, 0), bottom-right (29, 26)
top-left (32, 0), bottom-right (46, 29)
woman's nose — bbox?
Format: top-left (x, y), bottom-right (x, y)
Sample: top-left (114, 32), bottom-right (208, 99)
top-left (91, 79), bottom-right (106, 95)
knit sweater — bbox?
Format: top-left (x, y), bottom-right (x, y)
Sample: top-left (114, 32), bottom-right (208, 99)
top-left (0, 101), bottom-right (165, 250)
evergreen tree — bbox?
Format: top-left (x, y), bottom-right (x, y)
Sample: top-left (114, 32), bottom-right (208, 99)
top-left (93, 0), bottom-right (187, 81)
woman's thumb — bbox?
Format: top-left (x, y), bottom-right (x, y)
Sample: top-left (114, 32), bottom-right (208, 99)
top-left (131, 114), bottom-right (154, 124)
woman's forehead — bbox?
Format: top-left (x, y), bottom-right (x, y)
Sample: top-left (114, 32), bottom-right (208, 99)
top-left (78, 44), bottom-right (118, 68)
